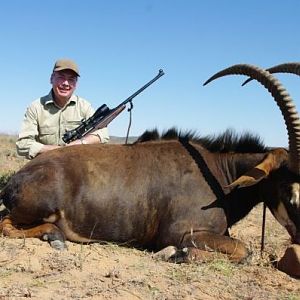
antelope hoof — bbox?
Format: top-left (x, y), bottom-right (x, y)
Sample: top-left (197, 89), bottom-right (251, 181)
top-left (153, 246), bottom-right (188, 263)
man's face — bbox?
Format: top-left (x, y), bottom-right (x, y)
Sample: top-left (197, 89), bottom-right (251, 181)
top-left (51, 69), bottom-right (78, 102)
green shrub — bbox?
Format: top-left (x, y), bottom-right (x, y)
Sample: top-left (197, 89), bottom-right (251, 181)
top-left (0, 172), bottom-right (15, 190)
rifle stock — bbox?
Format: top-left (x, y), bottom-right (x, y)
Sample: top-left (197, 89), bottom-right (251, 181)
top-left (91, 105), bottom-right (126, 132)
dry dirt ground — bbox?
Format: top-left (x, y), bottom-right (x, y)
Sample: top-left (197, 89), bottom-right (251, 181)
top-left (0, 135), bottom-right (299, 300)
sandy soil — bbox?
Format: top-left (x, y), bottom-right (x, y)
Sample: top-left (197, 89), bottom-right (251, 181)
top-left (0, 206), bottom-right (299, 300)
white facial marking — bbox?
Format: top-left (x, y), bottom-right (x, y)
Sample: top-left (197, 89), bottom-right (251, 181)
top-left (290, 183), bottom-right (300, 208)
top-left (272, 202), bottom-right (296, 237)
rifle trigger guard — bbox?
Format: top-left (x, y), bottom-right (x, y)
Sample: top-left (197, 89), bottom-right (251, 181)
top-left (127, 100), bottom-right (133, 112)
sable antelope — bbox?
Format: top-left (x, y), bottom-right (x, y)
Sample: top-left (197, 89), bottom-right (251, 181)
top-left (0, 64), bottom-right (299, 263)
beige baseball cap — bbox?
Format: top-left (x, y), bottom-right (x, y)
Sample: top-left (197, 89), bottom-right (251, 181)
top-left (53, 59), bottom-right (80, 76)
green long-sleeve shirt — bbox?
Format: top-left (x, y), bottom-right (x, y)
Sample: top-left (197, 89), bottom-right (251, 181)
top-left (16, 91), bottom-right (109, 159)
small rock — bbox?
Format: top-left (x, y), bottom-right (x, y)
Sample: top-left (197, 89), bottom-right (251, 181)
top-left (29, 256), bottom-right (42, 272)
top-left (277, 244), bottom-right (300, 277)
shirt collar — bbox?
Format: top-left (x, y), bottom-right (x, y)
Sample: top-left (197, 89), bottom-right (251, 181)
top-left (44, 90), bottom-right (78, 106)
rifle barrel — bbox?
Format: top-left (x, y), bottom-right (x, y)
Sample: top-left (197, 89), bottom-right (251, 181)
top-left (118, 69), bottom-right (164, 108)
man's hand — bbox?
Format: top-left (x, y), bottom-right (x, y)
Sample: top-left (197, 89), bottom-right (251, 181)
top-left (66, 134), bottom-right (101, 146)
top-left (66, 139), bottom-right (82, 146)
top-left (38, 134), bottom-right (101, 155)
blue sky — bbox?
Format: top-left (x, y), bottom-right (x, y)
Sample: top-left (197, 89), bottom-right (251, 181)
top-left (1, 1), bottom-right (300, 147)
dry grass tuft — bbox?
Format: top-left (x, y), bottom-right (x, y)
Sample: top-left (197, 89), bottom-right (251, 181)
top-left (0, 135), bottom-right (26, 186)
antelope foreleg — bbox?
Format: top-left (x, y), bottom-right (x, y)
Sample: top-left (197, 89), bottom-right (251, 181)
top-left (181, 231), bottom-right (249, 263)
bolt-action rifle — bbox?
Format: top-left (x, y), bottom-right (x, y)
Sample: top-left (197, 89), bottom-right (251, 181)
top-left (62, 69), bottom-right (165, 144)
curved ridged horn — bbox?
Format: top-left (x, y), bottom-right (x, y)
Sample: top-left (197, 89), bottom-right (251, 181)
top-left (242, 62), bottom-right (300, 86)
top-left (203, 64), bottom-right (300, 174)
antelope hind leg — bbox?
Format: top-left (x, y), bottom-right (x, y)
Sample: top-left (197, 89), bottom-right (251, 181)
top-left (0, 215), bottom-right (66, 250)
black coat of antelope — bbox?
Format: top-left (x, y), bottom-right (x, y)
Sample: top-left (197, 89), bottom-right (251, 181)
top-left (1, 64), bottom-right (300, 263)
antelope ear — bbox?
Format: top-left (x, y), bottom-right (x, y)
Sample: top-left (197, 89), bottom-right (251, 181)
top-left (226, 168), bottom-right (267, 188)
top-left (226, 148), bottom-right (288, 189)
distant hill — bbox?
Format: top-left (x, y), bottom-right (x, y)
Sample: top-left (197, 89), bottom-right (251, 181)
top-left (0, 134), bottom-right (138, 177)
top-left (0, 133), bottom-right (138, 145)
top-left (109, 136), bottom-right (138, 144)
